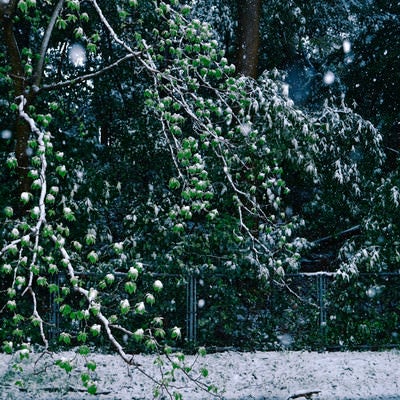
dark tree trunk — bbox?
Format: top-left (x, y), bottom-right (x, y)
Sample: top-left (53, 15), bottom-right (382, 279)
top-left (15, 118), bottom-right (31, 194)
top-left (1, 4), bottom-right (32, 203)
top-left (236, 0), bottom-right (262, 78)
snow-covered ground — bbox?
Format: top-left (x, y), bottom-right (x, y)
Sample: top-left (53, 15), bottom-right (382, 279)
top-left (1, 349), bottom-right (400, 399)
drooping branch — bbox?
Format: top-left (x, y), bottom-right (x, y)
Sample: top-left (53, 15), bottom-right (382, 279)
top-left (87, 0), bottom-right (286, 265)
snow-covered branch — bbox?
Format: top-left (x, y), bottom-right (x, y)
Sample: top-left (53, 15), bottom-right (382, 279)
top-left (16, 95), bottom-right (49, 348)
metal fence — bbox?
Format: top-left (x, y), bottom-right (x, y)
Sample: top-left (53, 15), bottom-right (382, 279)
top-left (47, 271), bottom-right (400, 350)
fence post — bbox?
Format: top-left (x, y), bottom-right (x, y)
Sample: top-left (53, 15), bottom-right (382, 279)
top-left (49, 272), bottom-right (61, 343)
top-left (317, 274), bottom-right (327, 343)
top-left (186, 274), bottom-right (197, 343)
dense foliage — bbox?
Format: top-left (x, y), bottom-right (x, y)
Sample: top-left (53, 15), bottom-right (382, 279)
top-left (0, 0), bottom-right (399, 396)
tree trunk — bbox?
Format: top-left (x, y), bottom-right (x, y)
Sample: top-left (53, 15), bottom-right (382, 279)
top-left (1, 4), bottom-right (32, 204)
top-left (236, 0), bottom-right (262, 78)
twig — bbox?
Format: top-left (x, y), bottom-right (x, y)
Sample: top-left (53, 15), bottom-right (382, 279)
top-left (40, 54), bottom-right (136, 91)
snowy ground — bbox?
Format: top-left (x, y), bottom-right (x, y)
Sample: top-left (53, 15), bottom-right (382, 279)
top-left (1, 349), bottom-right (400, 399)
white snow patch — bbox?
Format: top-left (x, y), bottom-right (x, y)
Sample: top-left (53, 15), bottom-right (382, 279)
top-left (282, 83), bottom-right (289, 97)
top-left (240, 123), bottom-right (252, 136)
top-left (1, 350), bottom-right (400, 399)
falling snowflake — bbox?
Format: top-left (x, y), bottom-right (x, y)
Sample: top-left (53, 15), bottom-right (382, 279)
top-left (69, 44), bottom-right (87, 67)
top-left (323, 71), bottom-right (335, 85)
top-left (343, 39), bottom-right (351, 54)
top-left (1, 130), bottom-right (12, 139)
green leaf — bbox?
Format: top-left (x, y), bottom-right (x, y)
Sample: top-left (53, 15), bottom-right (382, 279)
top-left (2, 341), bottom-right (13, 354)
top-left (91, 32), bottom-right (100, 43)
top-left (48, 264), bottom-right (59, 275)
top-left (153, 280), bottom-right (163, 292)
top-left (66, 0), bottom-right (80, 11)
top-left (171, 326), bottom-right (181, 339)
top-left (181, 5), bottom-right (191, 15)
top-left (56, 17), bottom-right (67, 30)
top-left (13, 314), bottom-right (24, 324)
top-left (90, 324), bottom-right (101, 336)
top-left (87, 251), bottom-right (98, 264)
top-left (198, 346), bottom-right (207, 357)
top-left (81, 372), bottom-right (90, 384)
top-left (85, 231), bottom-right (96, 245)
top-left (7, 300), bottom-right (17, 311)
top-left (133, 328), bottom-right (144, 341)
top-left (48, 283), bottom-right (59, 293)
top-left (6, 156), bottom-right (17, 169)
top-left (63, 207), bottom-right (76, 222)
top-left (78, 345), bottom-right (90, 355)
top-left (56, 359), bottom-right (73, 373)
top-left (60, 304), bottom-right (72, 317)
top-left (120, 299), bottom-right (130, 314)
top-left (145, 293), bottom-right (155, 305)
top-left (125, 281), bottom-right (136, 294)
top-left (128, 266), bottom-right (139, 280)
top-left (145, 338), bottom-right (157, 350)
top-left (77, 332), bottom-right (88, 343)
top-left (80, 12), bottom-right (89, 22)
top-left (86, 42), bottom-right (97, 54)
top-left (4, 207), bottom-right (13, 217)
top-left (86, 360), bottom-right (96, 371)
top-left (37, 276), bottom-right (48, 287)
top-left (56, 165), bottom-right (67, 177)
top-left (59, 332), bottom-right (71, 345)
top-left (87, 383), bottom-right (97, 395)
top-left (169, 177), bottom-right (181, 190)
top-left (17, 0), bottom-right (28, 14)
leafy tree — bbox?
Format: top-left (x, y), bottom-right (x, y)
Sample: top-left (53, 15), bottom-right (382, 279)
top-left (0, 0), bottom-right (313, 393)
top-left (1, 1), bottom-right (399, 395)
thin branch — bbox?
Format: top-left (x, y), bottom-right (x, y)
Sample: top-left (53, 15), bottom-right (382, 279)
top-left (90, 0), bottom-right (137, 56)
top-left (386, 146), bottom-right (400, 155)
top-left (40, 54), bottom-right (136, 91)
top-left (90, 0), bottom-right (158, 73)
top-left (312, 225), bottom-right (360, 245)
top-left (32, 0), bottom-right (65, 89)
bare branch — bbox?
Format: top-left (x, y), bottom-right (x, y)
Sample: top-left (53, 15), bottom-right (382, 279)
top-left (32, 0), bottom-right (65, 89)
top-left (40, 54), bottom-right (136, 91)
